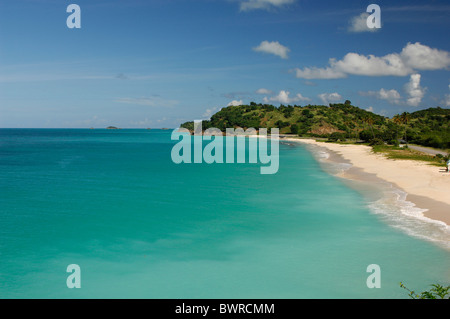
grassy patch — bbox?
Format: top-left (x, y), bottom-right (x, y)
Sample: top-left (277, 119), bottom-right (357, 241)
top-left (371, 145), bottom-right (445, 166)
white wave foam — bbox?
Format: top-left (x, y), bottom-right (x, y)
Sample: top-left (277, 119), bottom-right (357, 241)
top-left (317, 150), bottom-right (330, 159)
top-left (300, 142), bottom-right (450, 249)
top-left (367, 184), bottom-right (450, 250)
top-left (311, 148), bottom-right (353, 175)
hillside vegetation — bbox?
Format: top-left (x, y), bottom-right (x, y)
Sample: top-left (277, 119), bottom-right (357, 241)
top-left (180, 101), bottom-right (450, 150)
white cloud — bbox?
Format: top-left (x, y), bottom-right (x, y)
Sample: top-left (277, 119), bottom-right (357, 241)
top-left (445, 95), bottom-right (450, 107)
top-left (318, 92), bottom-right (342, 105)
top-left (239, 0), bottom-right (295, 11)
top-left (331, 53), bottom-right (410, 77)
top-left (256, 88), bottom-right (273, 95)
top-left (114, 96), bottom-right (178, 107)
top-left (360, 88), bottom-right (402, 104)
top-left (227, 100), bottom-right (244, 106)
top-left (293, 66), bottom-right (346, 79)
top-left (365, 106), bottom-right (374, 112)
top-left (359, 73), bottom-right (426, 106)
top-left (348, 13), bottom-right (378, 33)
top-left (400, 42), bottom-right (450, 71)
top-left (292, 42), bottom-right (450, 79)
top-left (404, 73), bottom-right (426, 106)
top-left (253, 41), bottom-right (290, 59)
top-left (378, 89), bottom-right (401, 101)
top-left (263, 90), bottom-right (310, 104)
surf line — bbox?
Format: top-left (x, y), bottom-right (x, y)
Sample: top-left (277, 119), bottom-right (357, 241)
top-left (171, 120), bottom-right (279, 174)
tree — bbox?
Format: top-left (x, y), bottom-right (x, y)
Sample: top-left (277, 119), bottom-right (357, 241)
top-left (393, 114), bottom-right (402, 141)
top-left (359, 130), bottom-right (373, 142)
top-left (290, 124), bottom-right (299, 135)
top-left (363, 117), bottom-right (375, 139)
top-left (344, 100), bottom-right (351, 106)
top-left (400, 112), bottom-right (411, 144)
top-left (344, 120), bottom-right (358, 141)
top-left (328, 132), bottom-right (346, 142)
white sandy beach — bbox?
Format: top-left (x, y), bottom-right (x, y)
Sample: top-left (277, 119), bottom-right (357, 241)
top-left (285, 138), bottom-right (450, 226)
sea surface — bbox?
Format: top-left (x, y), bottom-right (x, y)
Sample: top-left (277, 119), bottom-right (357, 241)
top-left (0, 129), bottom-right (448, 298)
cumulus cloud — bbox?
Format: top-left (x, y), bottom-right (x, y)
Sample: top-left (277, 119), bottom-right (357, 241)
top-left (318, 92), bottom-right (342, 105)
top-left (400, 43), bottom-right (450, 71)
top-left (239, 0), bottom-right (295, 11)
top-left (445, 95), bottom-right (450, 107)
top-left (292, 42), bottom-right (450, 79)
top-left (263, 90), bottom-right (310, 104)
top-left (337, 52), bottom-right (409, 76)
top-left (359, 74), bottom-right (426, 106)
top-left (255, 88), bottom-right (273, 95)
top-left (404, 73), bottom-right (426, 106)
top-left (253, 41), bottom-right (290, 59)
top-left (348, 13), bottom-right (378, 33)
top-left (379, 89), bottom-right (402, 101)
top-left (227, 100), bottom-right (244, 106)
top-left (360, 88), bottom-right (402, 105)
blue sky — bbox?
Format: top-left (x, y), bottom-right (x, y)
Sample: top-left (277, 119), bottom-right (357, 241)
top-left (0, 0), bottom-right (449, 128)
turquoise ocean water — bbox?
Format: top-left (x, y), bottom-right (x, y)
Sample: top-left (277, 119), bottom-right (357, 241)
top-left (0, 129), bottom-right (448, 298)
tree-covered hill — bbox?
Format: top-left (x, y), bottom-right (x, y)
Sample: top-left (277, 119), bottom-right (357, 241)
top-left (406, 107), bottom-right (450, 149)
top-left (180, 102), bottom-right (450, 150)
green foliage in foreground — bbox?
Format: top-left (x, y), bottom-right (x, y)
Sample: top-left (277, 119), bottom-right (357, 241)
top-left (400, 282), bottom-right (450, 299)
top-left (180, 103), bottom-right (450, 150)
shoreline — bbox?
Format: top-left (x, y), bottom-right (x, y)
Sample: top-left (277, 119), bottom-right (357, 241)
top-left (283, 138), bottom-right (450, 228)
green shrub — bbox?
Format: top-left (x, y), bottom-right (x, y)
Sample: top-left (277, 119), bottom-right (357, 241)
top-left (328, 132), bottom-right (346, 142)
top-left (400, 282), bottom-right (450, 299)
top-left (390, 139), bottom-right (400, 147)
top-left (369, 138), bottom-right (384, 146)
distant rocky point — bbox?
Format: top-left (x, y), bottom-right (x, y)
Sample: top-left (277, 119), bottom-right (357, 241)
top-left (106, 126), bottom-right (119, 130)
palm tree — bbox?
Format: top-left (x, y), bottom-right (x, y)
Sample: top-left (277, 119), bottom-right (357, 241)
top-left (393, 114), bottom-right (402, 142)
top-left (343, 120), bottom-right (356, 142)
top-left (364, 116), bottom-right (375, 139)
top-left (400, 112), bottom-right (411, 145)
